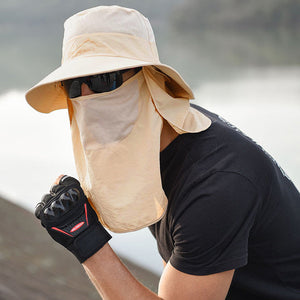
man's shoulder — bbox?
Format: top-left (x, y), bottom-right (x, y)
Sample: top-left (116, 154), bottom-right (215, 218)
top-left (191, 104), bottom-right (261, 150)
top-left (167, 104), bottom-right (283, 193)
top-left (189, 104), bottom-right (276, 172)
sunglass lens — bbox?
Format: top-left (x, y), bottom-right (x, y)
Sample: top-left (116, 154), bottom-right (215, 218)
top-left (90, 73), bottom-right (120, 93)
top-left (68, 80), bottom-right (82, 98)
top-left (64, 70), bottom-right (125, 98)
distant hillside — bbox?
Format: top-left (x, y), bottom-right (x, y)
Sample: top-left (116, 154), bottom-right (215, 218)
top-left (0, 196), bottom-right (159, 299)
top-left (3, 0), bottom-right (300, 33)
top-left (0, 0), bottom-right (184, 33)
top-left (1, 0), bottom-right (300, 92)
top-left (0, 0), bottom-right (184, 92)
top-left (172, 0), bottom-right (300, 31)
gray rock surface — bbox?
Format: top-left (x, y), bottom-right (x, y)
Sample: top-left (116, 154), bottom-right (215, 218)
top-left (0, 196), bottom-right (159, 299)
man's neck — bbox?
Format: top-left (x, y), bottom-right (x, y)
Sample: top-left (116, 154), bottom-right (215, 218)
top-left (160, 119), bottom-right (179, 152)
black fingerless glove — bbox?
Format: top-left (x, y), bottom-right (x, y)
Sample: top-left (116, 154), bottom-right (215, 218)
top-left (35, 175), bottom-right (111, 263)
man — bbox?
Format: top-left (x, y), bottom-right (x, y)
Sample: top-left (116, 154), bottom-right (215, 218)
top-left (26, 6), bottom-right (300, 300)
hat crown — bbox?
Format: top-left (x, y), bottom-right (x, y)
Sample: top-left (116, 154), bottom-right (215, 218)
top-left (25, 5), bottom-right (194, 114)
top-left (63, 5), bottom-right (155, 44)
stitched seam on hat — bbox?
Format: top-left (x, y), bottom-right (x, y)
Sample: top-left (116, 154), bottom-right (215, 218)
top-left (64, 31), bottom-right (149, 45)
top-left (63, 53), bottom-right (153, 63)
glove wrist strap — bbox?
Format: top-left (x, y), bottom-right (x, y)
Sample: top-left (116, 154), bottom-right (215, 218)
top-left (68, 223), bottom-right (112, 263)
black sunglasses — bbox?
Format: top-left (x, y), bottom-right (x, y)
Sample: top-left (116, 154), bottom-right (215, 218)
top-left (62, 68), bottom-right (141, 99)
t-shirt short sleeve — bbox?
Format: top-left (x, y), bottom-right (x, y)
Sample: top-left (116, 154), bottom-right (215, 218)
top-left (169, 170), bottom-right (259, 276)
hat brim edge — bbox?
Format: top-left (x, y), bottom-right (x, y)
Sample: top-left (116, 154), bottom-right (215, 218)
top-left (25, 55), bottom-right (194, 113)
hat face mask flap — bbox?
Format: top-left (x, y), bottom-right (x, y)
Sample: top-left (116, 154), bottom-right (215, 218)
top-left (68, 71), bottom-right (167, 232)
top-left (71, 72), bottom-right (140, 146)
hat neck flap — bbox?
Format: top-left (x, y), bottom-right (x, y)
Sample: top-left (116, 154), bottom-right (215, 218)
top-left (143, 67), bottom-right (212, 134)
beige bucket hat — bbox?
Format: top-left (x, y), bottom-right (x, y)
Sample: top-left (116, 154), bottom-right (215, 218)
top-left (25, 5), bottom-right (195, 113)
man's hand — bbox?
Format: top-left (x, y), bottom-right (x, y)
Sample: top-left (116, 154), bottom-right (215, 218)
top-left (35, 175), bottom-right (111, 263)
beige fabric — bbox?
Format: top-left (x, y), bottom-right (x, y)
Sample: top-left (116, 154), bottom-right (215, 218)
top-left (62, 33), bottom-right (159, 64)
top-left (68, 70), bottom-right (211, 232)
top-left (24, 5), bottom-right (212, 232)
top-left (25, 5), bottom-right (194, 113)
top-left (71, 76), bottom-right (139, 145)
top-left (69, 71), bottom-right (167, 232)
top-left (144, 67), bottom-right (211, 134)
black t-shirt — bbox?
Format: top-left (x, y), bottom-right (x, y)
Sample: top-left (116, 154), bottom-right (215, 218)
top-left (149, 105), bottom-right (300, 299)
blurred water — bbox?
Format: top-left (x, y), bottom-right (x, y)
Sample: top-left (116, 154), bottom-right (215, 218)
top-left (0, 66), bottom-right (299, 275)
top-left (0, 90), bottom-right (164, 275)
top-left (195, 67), bottom-right (300, 188)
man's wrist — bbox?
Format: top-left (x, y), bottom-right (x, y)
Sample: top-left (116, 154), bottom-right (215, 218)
top-left (69, 222), bottom-right (112, 263)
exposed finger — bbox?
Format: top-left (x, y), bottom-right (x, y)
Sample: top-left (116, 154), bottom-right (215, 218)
top-left (50, 175), bottom-right (67, 194)
top-left (54, 174), bottom-right (65, 185)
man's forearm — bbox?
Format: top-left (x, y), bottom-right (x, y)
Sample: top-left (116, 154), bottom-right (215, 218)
top-left (83, 243), bottom-right (163, 300)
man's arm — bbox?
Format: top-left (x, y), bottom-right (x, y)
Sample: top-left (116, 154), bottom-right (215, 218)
top-left (83, 243), bottom-right (161, 300)
top-left (36, 176), bottom-right (234, 299)
top-left (83, 244), bottom-right (234, 300)
top-left (159, 262), bottom-right (234, 300)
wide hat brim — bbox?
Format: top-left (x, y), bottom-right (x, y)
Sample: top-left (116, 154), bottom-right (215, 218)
top-left (25, 55), bottom-right (195, 114)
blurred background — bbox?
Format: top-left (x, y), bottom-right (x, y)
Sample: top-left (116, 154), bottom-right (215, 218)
top-left (0, 0), bottom-right (300, 298)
